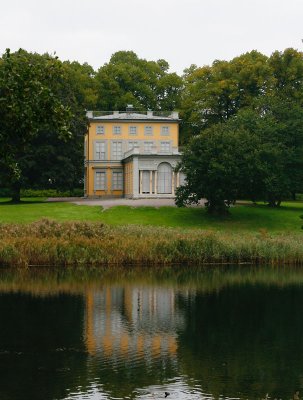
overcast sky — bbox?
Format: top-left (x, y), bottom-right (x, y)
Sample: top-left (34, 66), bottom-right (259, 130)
top-left (1, 0), bottom-right (302, 74)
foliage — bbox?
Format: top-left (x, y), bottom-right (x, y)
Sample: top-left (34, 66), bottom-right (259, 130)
top-left (176, 123), bottom-right (263, 213)
top-left (0, 49), bottom-right (72, 201)
top-left (95, 51), bottom-right (183, 111)
top-left (180, 51), bottom-right (272, 143)
top-left (178, 48), bottom-right (303, 211)
top-left (20, 188), bottom-right (84, 198)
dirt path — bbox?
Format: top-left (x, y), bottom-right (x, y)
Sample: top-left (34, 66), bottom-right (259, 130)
top-left (47, 197), bottom-right (206, 209)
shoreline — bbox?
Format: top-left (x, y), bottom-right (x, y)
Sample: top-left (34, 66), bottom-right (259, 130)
top-left (1, 219), bottom-right (303, 268)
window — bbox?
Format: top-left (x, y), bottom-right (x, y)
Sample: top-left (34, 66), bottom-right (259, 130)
top-left (95, 142), bottom-right (106, 160)
top-left (157, 163), bottom-right (172, 194)
top-left (113, 126), bottom-right (121, 135)
top-left (128, 141), bottom-right (138, 150)
top-left (95, 171), bottom-right (106, 190)
top-left (129, 126), bottom-right (137, 135)
top-left (161, 126), bottom-right (170, 136)
top-left (112, 141), bottom-right (123, 160)
top-left (160, 141), bottom-right (170, 153)
top-left (96, 125), bottom-right (105, 134)
top-left (144, 126), bottom-right (153, 136)
top-left (112, 171), bottom-right (123, 190)
top-left (144, 141), bottom-right (153, 153)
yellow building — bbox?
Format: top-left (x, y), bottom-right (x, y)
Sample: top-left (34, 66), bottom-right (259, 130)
top-left (84, 106), bottom-right (184, 198)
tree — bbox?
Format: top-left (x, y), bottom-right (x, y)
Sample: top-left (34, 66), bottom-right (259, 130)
top-left (20, 61), bottom-right (92, 192)
top-left (95, 51), bottom-right (183, 111)
top-left (231, 95), bottom-right (303, 205)
top-left (175, 123), bottom-right (263, 214)
top-left (180, 51), bottom-right (273, 144)
top-left (0, 49), bottom-right (72, 201)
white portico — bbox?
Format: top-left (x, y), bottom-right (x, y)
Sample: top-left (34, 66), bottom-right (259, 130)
top-left (122, 146), bottom-right (184, 199)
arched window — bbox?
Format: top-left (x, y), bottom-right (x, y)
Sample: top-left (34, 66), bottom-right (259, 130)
top-left (157, 163), bottom-right (172, 194)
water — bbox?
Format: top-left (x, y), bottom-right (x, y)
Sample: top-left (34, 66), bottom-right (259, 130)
top-left (0, 266), bottom-right (302, 400)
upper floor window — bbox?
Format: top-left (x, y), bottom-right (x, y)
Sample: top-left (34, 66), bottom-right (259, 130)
top-left (113, 126), bottom-right (121, 135)
top-left (160, 141), bottom-right (170, 153)
top-left (96, 125), bottom-right (105, 135)
top-left (95, 142), bottom-right (106, 160)
top-left (129, 126), bottom-right (137, 135)
top-left (144, 141), bottom-right (153, 153)
top-left (144, 126), bottom-right (153, 136)
top-left (128, 141), bottom-right (138, 150)
top-left (161, 126), bottom-right (170, 136)
top-left (112, 141), bottom-right (123, 160)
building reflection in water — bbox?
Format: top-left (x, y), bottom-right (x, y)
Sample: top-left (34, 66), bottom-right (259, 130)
top-left (84, 286), bottom-right (186, 362)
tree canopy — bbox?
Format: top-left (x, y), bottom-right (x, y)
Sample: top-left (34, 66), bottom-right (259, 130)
top-left (0, 49), bottom-right (74, 201)
top-left (1, 46), bottom-right (303, 207)
top-left (95, 51), bottom-right (183, 111)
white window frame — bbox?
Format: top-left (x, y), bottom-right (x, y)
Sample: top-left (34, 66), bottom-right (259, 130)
top-left (112, 141), bottom-right (123, 160)
top-left (160, 141), bottom-right (170, 153)
top-left (95, 141), bottom-right (106, 160)
top-left (113, 125), bottom-right (121, 135)
top-left (129, 126), bottom-right (137, 135)
top-left (96, 125), bottom-right (105, 135)
top-left (94, 171), bottom-right (106, 190)
top-left (144, 126), bottom-right (153, 136)
top-left (112, 171), bottom-right (123, 190)
top-left (144, 141), bottom-right (153, 154)
top-left (161, 126), bottom-right (170, 136)
top-left (128, 141), bottom-right (139, 150)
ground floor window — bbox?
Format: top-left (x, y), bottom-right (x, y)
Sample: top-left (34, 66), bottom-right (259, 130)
top-left (157, 162), bottom-right (172, 194)
top-left (95, 171), bottom-right (106, 190)
top-left (112, 171), bottom-right (123, 190)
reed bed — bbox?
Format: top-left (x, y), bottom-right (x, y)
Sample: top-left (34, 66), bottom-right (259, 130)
top-left (0, 218), bottom-right (303, 267)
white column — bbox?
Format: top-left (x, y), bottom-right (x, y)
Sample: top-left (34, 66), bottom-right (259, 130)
top-left (132, 156), bottom-right (139, 198)
top-left (154, 171), bottom-right (158, 195)
top-left (139, 170), bottom-right (142, 195)
top-left (149, 171), bottom-right (153, 194)
top-left (177, 172), bottom-right (180, 187)
top-left (172, 171), bottom-right (175, 195)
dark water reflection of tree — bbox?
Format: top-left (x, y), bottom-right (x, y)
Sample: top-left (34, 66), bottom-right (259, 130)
top-left (0, 267), bottom-right (302, 400)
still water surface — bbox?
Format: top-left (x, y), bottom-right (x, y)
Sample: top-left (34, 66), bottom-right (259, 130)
top-left (0, 266), bottom-right (302, 400)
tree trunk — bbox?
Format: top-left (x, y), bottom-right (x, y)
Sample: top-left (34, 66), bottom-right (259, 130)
top-left (11, 181), bottom-right (21, 203)
top-left (206, 199), bottom-right (229, 215)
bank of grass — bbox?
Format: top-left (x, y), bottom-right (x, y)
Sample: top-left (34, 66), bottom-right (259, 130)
top-left (1, 219), bottom-right (303, 267)
top-left (1, 198), bottom-right (303, 233)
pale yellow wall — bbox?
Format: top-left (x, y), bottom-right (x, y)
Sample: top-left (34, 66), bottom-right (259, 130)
top-left (124, 161), bottom-right (133, 196)
top-left (87, 120), bottom-right (179, 157)
top-left (85, 119), bottom-right (179, 197)
top-left (85, 165), bottom-right (123, 197)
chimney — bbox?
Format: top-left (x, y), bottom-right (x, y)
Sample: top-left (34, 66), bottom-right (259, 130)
top-left (86, 111), bottom-right (93, 118)
top-left (126, 104), bottom-right (134, 113)
top-left (113, 111), bottom-right (119, 117)
top-left (170, 111), bottom-right (179, 119)
top-left (147, 110), bottom-right (153, 118)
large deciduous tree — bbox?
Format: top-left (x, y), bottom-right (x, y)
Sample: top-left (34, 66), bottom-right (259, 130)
top-left (95, 51), bottom-right (183, 111)
top-left (176, 94), bottom-right (303, 213)
top-left (0, 49), bottom-right (73, 201)
top-left (175, 123), bottom-right (263, 214)
top-left (180, 51), bottom-right (272, 143)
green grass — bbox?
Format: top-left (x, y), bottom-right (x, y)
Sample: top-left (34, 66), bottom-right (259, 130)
top-left (0, 198), bottom-right (303, 233)
top-left (0, 198), bottom-right (102, 224)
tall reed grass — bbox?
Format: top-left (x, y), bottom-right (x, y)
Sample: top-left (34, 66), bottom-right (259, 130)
top-left (0, 219), bottom-right (303, 267)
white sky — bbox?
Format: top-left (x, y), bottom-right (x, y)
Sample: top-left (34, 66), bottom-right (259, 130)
top-left (1, 0), bottom-right (302, 74)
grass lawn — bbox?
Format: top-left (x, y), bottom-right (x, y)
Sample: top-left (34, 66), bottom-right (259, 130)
top-left (0, 197), bottom-right (303, 233)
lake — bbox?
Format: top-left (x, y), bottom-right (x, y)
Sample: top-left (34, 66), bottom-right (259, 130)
top-left (0, 266), bottom-right (302, 400)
